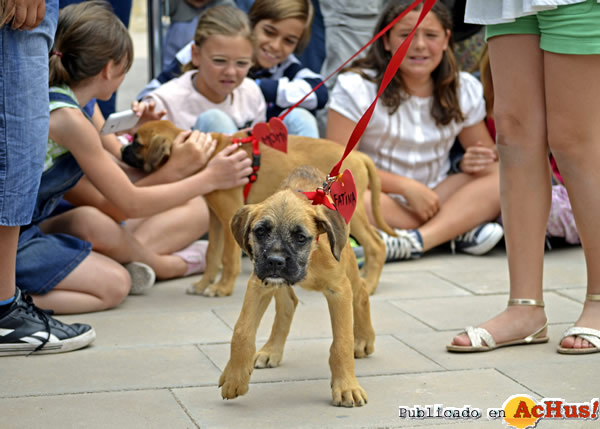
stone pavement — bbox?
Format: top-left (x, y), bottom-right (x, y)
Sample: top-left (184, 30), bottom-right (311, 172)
top-left (2, 244), bottom-right (595, 429)
top-left (2, 20), bottom-right (597, 429)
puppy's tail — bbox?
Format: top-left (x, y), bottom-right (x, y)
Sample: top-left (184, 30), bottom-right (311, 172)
top-left (363, 154), bottom-right (396, 237)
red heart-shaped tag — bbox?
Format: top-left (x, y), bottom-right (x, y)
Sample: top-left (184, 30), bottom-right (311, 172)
top-left (252, 117), bottom-right (288, 153)
top-left (329, 169), bottom-right (357, 224)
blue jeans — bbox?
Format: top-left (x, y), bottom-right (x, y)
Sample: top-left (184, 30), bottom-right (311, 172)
top-left (193, 109), bottom-right (240, 134)
top-left (282, 108), bottom-right (320, 138)
top-left (0, 0), bottom-right (59, 226)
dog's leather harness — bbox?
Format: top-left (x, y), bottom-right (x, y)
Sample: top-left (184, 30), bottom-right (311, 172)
top-left (231, 135), bottom-right (260, 202)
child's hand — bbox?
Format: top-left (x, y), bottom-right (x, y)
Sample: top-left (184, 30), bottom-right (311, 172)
top-left (403, 179), bottom-right (440, 222)
top-left (203, 144), bottom-right (252, 191)
top-left (131, 99), bottom-right (166, 127)
top-left (165, 130), bottom-right (217, 178)
top-left (3, 0), bottom-right (45, 30)
top-left (461, 142), bottom-right (498, 174)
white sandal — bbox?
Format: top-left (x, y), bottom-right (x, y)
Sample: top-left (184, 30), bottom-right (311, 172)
top-left (557, 294), bottom-right (600, 355)
top-left (447, 299), bottom-right (549, 353)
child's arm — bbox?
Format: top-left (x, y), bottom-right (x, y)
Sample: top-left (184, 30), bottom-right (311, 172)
top-left (457, 121), bottom-right (498, 174)
top-left (257, 56), bottom-right (328, 114)
top-left (50, 108), bottom-right (251, 219)
top-left (326, 109), bottom-right (440, 221)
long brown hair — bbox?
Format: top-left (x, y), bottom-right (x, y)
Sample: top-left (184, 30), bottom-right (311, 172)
top-left (49, 0), bottom-right (133, 87)
top-left (346, 0), bottom-right (463, 125)
top-left (182, 5), bottom-right (253, 73)
top-left (248, 0), bottom-right (313, 53)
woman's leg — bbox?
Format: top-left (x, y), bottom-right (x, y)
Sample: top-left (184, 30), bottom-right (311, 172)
top-left (544, 52), bottom-right (600, 350)
top-left (451, 34), bottom-right (549, 347)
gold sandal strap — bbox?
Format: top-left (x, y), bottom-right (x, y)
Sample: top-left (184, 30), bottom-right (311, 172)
top-left (508, 298), bottom-right (545, 307)
top-left (586, 294), bottom-right (600, 302)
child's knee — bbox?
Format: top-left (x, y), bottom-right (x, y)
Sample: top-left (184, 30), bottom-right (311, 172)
top-left (193, 109), bottom-right (238, 133)
top-left (101, 265), bottom-right (131, 309)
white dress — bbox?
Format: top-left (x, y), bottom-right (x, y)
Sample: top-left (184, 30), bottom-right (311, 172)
top-left (464, 0), bottom-right (598, 24)
top-left (329, 71), bottom-right (485, 201)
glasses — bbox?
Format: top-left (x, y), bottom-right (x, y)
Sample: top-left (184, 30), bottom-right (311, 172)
top-left (201, 52), bottom-right (253, 70)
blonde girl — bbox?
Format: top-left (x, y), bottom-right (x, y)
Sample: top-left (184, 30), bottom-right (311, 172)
top-left (144, 5), bottom-right (266, 133)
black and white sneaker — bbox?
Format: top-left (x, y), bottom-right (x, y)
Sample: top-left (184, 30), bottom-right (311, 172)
top-left (380, 229), bottom-right (424, 262)
top-left (0, 288), bottom-right (95, 356)
top-left (451, 222), bottom-right (504, 255)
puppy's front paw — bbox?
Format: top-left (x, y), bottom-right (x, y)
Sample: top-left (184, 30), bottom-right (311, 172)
top-left (203, 283), bottom-right (233, 297)
top-left (186, 278), bottom-right (210, 295)
top-left (219, 363), bottom-right (251, 400)
top-left (254, 349), bottom-right (282, 368)
top-left (331, 378), bottom-right (368, 407)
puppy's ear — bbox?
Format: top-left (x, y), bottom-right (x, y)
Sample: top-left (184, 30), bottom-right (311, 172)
top-left (231, 205), bottom-right (255, 259)
top-left (144, 135), bottom-right (172, 172)
top-left (315, 208), bottom-right (348, 261)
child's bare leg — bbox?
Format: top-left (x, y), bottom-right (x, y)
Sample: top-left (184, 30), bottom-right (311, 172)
top-left (125, 196), bottom-right (209, 254)
top-left (545, 52), bottom-right (600, 350)
top-left (41, 207), bottom-right (186, 279)
top-left (417, 164), bottom-right (500, 250)
top-left (31, 251), bottom-right (130, 314)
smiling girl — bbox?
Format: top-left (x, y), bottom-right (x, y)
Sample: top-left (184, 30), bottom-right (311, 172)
top-left (143, 5), bottom-right (266, 133)
top-left (245, 0), bottom-right (326, 137)
top-left (327, 0), bottom-right (503, 262)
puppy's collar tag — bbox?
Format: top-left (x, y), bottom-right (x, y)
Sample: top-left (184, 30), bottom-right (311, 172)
top-left (252, 117), bottom-right (287, 153)
top-left (329, 169), bottom-right (357, 224)
top-left (302, 169), bottom-right (357, 224)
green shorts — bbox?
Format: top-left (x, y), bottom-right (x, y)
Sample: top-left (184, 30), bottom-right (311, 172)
top-left (485, 0), bottom-right (600, 55)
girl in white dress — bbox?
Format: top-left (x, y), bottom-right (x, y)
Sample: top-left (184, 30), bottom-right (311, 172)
top-left (327, 0), bottom-right (502, 262)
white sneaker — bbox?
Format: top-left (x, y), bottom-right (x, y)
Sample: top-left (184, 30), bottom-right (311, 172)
top-left (380, 229), bottom-right (424, 262)
top-left (452, 222), bottom-right (504, 255)
top-left (125, 262), bottom-right (156, 295)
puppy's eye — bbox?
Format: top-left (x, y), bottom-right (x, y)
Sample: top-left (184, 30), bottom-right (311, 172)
top-left (294, 232), bottom-right (308, 244)
top-left (254, 226), bottom-right (267, 238)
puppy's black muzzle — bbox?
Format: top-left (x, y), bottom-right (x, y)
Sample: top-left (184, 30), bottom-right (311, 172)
top-left (121, 140), bottom-right (144, 169)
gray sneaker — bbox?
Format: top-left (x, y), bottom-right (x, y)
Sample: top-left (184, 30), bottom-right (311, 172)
top-left (126, 262), bottom-right (156, 295)
top-left (380, 229), bottom-right (423, 262)
top-left (452, 222), bottom-right (504, 255)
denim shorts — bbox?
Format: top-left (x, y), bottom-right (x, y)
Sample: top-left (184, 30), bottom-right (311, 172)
top-left (486, 0), bottom-right (600, 55)
top-left (0, 0), bottom-right (59, 226)
top-left (16, 225), bottom-right (91, 295)
top-left (486, 0), bottom-right (600, 54)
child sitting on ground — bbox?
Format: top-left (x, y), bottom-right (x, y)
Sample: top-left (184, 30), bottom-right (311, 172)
top-left (327, 0), bottom-right (503, 262)
top-left (143, 5), bottom-right (266, 133)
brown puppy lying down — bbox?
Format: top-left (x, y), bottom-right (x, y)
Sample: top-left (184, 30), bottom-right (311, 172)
top-left (220, 165), bottom-right (375, 407)
top-left (125, 120), bottom-right (395, 297)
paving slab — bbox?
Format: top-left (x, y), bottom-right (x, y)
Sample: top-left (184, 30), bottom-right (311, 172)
top-left (173, 369), bottom-right (533, 429)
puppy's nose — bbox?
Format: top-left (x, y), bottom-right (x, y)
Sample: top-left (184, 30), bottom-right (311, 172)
top-left (267, 255), bottom-right (286, 269)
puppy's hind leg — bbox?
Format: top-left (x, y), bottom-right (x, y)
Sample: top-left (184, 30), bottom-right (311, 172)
top-left (255, 287), bottom-right (298, 368)
top-left (220, 275), bottom-right (275, 400)
top-left (189, 210), bottom-right (223, 294)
